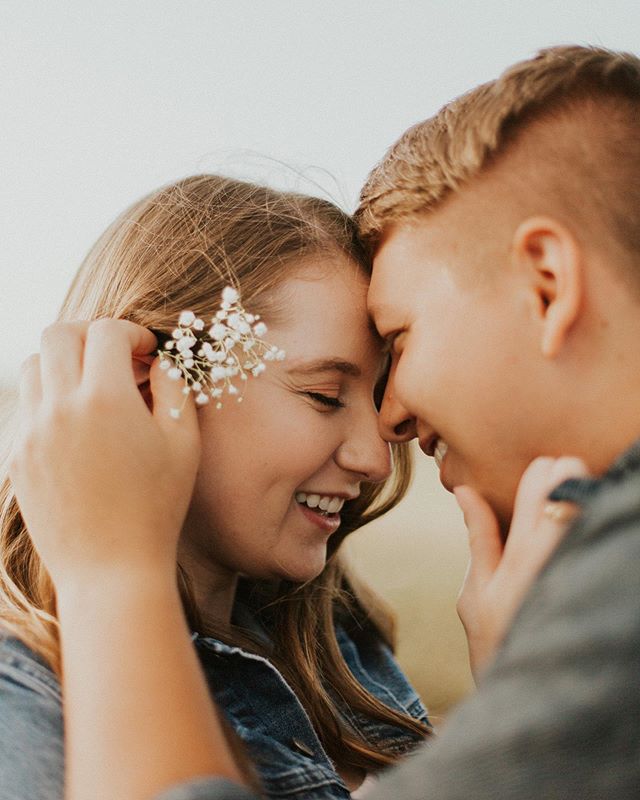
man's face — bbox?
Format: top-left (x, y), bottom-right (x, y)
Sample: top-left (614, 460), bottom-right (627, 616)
top-left (369, 214), bottom-right (549, 527)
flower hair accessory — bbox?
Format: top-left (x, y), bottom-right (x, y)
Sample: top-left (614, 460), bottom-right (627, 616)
top-left (158, 286), bottom-right (285, 418)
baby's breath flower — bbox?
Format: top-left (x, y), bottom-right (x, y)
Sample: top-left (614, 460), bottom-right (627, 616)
top-left (157, 285), bottom-right (285, 416)
top-left (253, 322), bottom-right (268, 337)
top-left (222, 287), bottom-right (239, 304)
top-left (177, 337), bottom-right (195, 352)
top-left (179, 311), bottom-right (196, 327)
top-left (209, 323), bottom-right (226, 341)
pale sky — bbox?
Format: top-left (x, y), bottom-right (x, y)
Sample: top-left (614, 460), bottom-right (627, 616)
top-left (1, 0), bottom-right (638, 383)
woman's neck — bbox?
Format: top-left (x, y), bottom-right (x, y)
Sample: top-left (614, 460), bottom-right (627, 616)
top-left (177, 541), bottom-right (238, 629)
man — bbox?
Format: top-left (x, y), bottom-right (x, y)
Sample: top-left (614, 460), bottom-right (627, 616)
top-left (354, 42), bottom-right (640, 797)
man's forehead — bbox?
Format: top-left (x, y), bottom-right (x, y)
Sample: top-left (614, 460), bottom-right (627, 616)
top-left (367, 265), bottom-right (404, 330)
top-left (367, 223), bottom-right (421, 320)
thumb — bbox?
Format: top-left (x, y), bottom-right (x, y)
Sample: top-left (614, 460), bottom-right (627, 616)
top-left (454, 485), bottom-right (503, 582)
top-left (149, 358), bottom-right (200, 469)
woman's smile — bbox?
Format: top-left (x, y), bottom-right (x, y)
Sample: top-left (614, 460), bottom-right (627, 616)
top-left (295, 499), bottom-right (342, 533)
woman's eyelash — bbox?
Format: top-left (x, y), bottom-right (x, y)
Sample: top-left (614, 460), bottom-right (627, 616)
top-left (305, 392), bottom-right (345, 409)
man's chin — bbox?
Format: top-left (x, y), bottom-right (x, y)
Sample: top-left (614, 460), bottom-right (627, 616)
top-left (494, 489), bottom-right (519, 542)
top-left (478, 488), bottom-right (516, 543)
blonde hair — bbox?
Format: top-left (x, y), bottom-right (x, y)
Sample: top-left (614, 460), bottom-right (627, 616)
top-left (356, 44), bottom-right (640, 275)
top-left (0, 175), bottom-right (428, 774)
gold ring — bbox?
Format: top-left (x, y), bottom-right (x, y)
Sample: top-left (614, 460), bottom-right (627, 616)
top-left (543, 501), bottom-right (577, 523)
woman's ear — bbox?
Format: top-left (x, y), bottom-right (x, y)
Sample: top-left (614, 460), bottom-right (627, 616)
top-left (512, 216), bottom-right (583, 358)
top-left (133, 354), bottom-right (154, 411)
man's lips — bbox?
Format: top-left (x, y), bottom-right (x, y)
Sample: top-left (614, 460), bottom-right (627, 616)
top-left (419, 434), bottom-right (454, 491)
top-left (419, 434), bottom-right (439, 458)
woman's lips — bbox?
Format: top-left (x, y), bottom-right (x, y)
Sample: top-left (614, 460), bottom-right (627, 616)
top-left (296, 501), bottom-right (341, 533)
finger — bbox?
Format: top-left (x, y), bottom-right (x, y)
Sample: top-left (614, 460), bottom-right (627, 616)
top-left (454, 485), bottom-right (503, 582)
top-left (149, 358), bottom-right (200, 466)
top-left (545, 456), bottom-right (590, 507)
top-left (541, 500), bottom-right (579, 524)
top-left (13, 355), bottom-right (43, 463)
top-left (503, 456), bottom-right (589, 569)
top-left (534, 455), bottom-right (589, 536)
top-left (18, 353), bottom-right (43, 414)
top-left (39, 322), bottom-right (88, 399)
top-left (82, 319), bottom-right (158, 395)
top-left (132, 355), bottom-right (153, 386)
top-left (508, 457), bottom-right (556, 537)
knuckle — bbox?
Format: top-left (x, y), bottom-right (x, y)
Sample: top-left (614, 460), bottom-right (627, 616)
top-left (456, 596), bottom-right (470, 625)
top-left (20, 352), bottom-right (40, 374)
top-left (88, 317), bottom-right (113, 337)
top-left (41, 399), bottom-right (72, 429)
top-left (88, 317), bottom-right (123, 338)
top-left (524, 456), bottom-right (555, 480)
top-left (551, 456), bottom-right (589, 480)
top-left (7, 440), bottom-right (24, 473)
top-left (80, 383), bottom-right (119, 413)
top-left (10, 426), bottom-right (38, 468)
top-left (40, 323), bottom-right (59, 347)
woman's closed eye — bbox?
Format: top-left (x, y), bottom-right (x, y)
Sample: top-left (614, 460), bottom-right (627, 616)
top-left (305, 391), bottom-right (345, 409)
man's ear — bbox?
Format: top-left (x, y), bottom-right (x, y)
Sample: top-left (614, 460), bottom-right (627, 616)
top-left (512, 216), bottom-right (583, 358)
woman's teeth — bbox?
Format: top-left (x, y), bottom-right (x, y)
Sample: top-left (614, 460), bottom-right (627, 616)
top-left (295, 492), bottom-right (345, 515)
top-left (434, 438), bottom-right (448, 469)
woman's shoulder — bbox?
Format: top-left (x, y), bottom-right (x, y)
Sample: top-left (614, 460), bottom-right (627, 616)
top-left (0, 632), bottom-right (65, 800)
top-left (0, 631), bottom-right (61, 702)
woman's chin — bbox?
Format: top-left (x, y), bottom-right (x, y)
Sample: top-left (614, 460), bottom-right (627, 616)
top-left (272, 553), bottom-right (327, 584)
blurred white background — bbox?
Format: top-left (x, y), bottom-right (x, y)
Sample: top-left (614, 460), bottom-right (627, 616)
top-left (1, 0), bottom-right (638, 712)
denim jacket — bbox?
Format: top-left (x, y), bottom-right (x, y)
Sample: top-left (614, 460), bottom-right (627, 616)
top-left (0, 613), bottom-right (429, 800)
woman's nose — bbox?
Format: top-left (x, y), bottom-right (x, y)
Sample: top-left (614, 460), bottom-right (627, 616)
top-left (335, 409), bottom-right (392, 484)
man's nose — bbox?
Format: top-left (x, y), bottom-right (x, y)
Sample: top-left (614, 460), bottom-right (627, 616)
top-left (378, 381), bottom-right (417, 443)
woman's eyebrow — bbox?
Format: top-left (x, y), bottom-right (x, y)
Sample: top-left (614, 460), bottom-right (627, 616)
top-left (286, 358), bottom-right (361, 377)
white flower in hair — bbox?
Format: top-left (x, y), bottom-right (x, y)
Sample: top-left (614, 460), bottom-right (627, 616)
top-left (159, 285), bottom-right (286, 418)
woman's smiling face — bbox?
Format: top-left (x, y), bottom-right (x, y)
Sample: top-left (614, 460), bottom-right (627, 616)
top-left (180, 258), bottom-right (392, 584)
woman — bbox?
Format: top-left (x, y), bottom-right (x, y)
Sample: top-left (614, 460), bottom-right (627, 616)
top-left (1, 175), bottom-right (430, 800)
top-left (3, 175), bottom-right (583, 800)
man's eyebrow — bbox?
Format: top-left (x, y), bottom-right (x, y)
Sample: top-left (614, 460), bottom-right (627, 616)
top-left (286, 358), bottom-right (361, 378)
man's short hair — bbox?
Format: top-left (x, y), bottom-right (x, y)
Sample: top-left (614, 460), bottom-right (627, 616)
top-left (356, 45), bottom-right (640, 276)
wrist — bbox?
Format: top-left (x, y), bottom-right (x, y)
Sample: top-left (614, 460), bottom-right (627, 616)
top-left (55, 565), bottom-right (181, 620)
